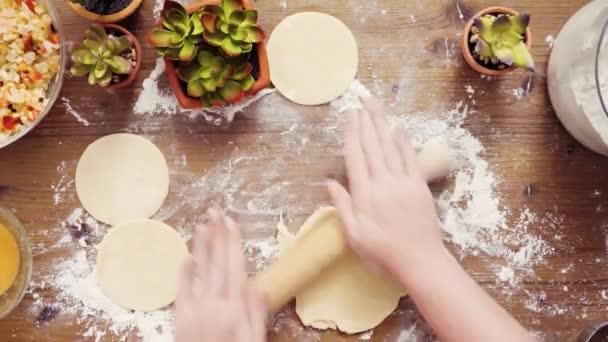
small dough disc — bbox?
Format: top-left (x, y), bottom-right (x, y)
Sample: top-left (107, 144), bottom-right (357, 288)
top-left (278, 207), bottom-right (403, 334)
top-left (96, 219), bottom-right (189, 311)
top-left (267, 12), bottom-right (359, 105)
top-left (76, 133), bottom-right (169, 225)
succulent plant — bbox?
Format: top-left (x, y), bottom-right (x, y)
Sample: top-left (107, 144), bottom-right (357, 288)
top-left (70, 25), bottom-right (134, 87)
top-left (199, 0), bottom-right (264, 57)
top-left (177, 50), bottom-right (256, 106)
top-left (470, 13), bottom-right (535, 71)
top-left (148, 1), bottom-right (204, 63)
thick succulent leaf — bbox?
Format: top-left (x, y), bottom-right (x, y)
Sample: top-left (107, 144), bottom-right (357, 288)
top-left (230, 28), bottom-right (247, 42)
top-left (171, 17), bottom-right (191, 37)
top-left (239, 74), bottom-right (255, 91)
top-left (98, 69), bottom-right (112, 87)
top-left (114, 35), bottom-right (133, 54)
top-left (149, 29), bottom-right (179, 48)
top-left (222, 0), bottom-right (244, 19)
top-left (241, 26), bottom-right (264, 43)
top-left (209, 56), bottom-right (225, 74)
top-left (474, 38), bottom-right (493, 58)
top-left (219, 22), bottom-right (231, 34)
top-left (164, 47), bottom-right (181, 60)
top-left (199, 66), bottom-right (212, 79)
top-left (187, 79), bottom-right (205, 97)
top-left (217, 64), bottom-right (235, 87)
top-left (85, 25), bottom-right (107, 42)
top-left (202, 78), bottom-right (217, 92)
top-left (493, 46), bottom-right (514, 66)
top-left (474, 16), bottom-right (497, 45)
top-left (229, 10), bottom-right (246, 25)
top-left (203, 31), bottom-right (225, 46)
top-left (163, 1), bottom-right (188, 22)
top-left (512, 41), bottom-right (536, 71)
top-left (221, 38), bottom-right (242, 57)
top-left (162, 16), bottom-right (176, 31)
top-left (202, 5), bottom-right (224, 20)
top-left (201, 13), bottom-right (218, 33)
top-left (198, 50), bottom-right (214, 66)
top-left (191, 12), bottom-right (204, 35)
top-left (240, 42), bottom-right (253, 54)
top-left (82, 39), bottom-right (101, 51)
top-left (510, 14), bottom-right (530, 35)
top-left (219, 80), bottom-right (244, 103)
top-left (71, 48), bottom-right (98, 65)
top-left (177, 62), bottom-right (201, 82)
top-left (242, 10), bottom-right (258, 25)
top-left (179, 39), bottom-right (198, 62)
top-left (201, 93), bottom-right (212, 107)
top-left (88, 70), bottom-right (97, 85)
top-left (208, 92), bottom-right (225, 106)
top-left (107, 56), bottom-right (132, 74)
top-left (70, 64), bottom-right (91, 77)
top-left (492, 15), bottom-right (511, 33)
top-left (231, 63), bottom-right (252, 80)
top-left (94, 61), bottom-right (108, 78)
top-left (190, 35), bottom-right (204, 44)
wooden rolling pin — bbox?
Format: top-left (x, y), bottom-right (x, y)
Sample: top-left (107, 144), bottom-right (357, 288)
top-left (252, 143), bottom-right (451, 313)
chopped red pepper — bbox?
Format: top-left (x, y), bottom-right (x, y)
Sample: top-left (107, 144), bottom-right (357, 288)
top-left (23, 32), bottom-right (33, 52)
top-left (25, 0), bottom-right (36, 12)
top-left (2, 116), bottom-right (21, 130)
top-left (29, 71), bottom-right (42, 82)
top-left (49, 32), bottom-right (60, 44)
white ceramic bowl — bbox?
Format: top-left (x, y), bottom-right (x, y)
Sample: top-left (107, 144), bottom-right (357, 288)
top-left (0, 0), bottom-right (66, 149)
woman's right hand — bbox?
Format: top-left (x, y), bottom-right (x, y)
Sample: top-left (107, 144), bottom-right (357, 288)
top-left (329, 97), bottom-right (446, 285)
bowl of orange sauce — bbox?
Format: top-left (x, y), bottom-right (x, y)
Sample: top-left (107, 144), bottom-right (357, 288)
top-left (0, 208), bottom-right (32, 318)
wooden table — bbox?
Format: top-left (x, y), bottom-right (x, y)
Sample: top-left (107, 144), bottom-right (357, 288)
top-left (2, 0), bottom-right (608, 340)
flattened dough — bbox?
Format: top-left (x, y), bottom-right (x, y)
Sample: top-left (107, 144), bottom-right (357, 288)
top-left (96, 219), bottom-right (189, 312)
top-left (267, 12), bottom-right (358, 105)
top-left (278, 207), bottom-right (403, 334)
top-left (76, 133), bottom-right (169, 225)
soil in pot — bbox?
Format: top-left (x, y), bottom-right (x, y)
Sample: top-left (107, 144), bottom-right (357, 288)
top-left (74, 0), bottom-right (132, 15)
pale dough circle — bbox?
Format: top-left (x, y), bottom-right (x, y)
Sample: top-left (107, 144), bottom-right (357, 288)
top-left (75, 133), bottom-right (169, 225)
top-left (277, 207), bottom-right (403, 334)
top-left (96, 219), bottom-right (189, 311)
top-left (267, 12), bottom-right (359, 106)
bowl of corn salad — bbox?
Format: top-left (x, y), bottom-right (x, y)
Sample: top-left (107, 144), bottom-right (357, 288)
top-left (0, 0), bottom-right (65, 149)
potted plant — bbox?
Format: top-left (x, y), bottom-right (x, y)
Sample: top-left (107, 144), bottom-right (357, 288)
top-left (65, 0), bottom-right (143, 23)
top-left (461, 6), bottom-right (535, 76)
top-left (70, 24), bottom-right (142, 89)
top-left (147, 0), bottom-right (270, 109)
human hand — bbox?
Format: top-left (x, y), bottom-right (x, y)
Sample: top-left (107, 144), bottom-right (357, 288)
top-left (328, 97), bottom-right (445, 285)
top-left (175, 209), bottom-right (267, 342)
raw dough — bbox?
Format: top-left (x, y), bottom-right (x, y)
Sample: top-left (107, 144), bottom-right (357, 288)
top-left (75, 133), bottom-right (169, 225)
top-left (267, 12), bottom-right (359, 106)
top-left (277, 207), bottom-right (403, 334)
top-left (96, 219), bottom-right (189, 312)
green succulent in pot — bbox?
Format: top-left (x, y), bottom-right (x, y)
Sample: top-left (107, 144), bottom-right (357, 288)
top-left (177, 50), bottom-right (256, 106)
top-left (70, 25), bottom-right (135, 87)
top-left (148, 1), bottom-right (203, 63)
top-left (199, 0), bottom-right (265, 57)
top-left (470, 13), bottom-right (535, 71)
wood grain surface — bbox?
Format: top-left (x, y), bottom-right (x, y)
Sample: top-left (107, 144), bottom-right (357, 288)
top-left (1, 0), bottom-right (608, 341)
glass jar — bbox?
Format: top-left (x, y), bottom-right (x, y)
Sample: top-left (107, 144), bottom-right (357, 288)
top-left (0, 208), bottom-right (32, 319)
top-left (547, 0), bottom-right (608, 156)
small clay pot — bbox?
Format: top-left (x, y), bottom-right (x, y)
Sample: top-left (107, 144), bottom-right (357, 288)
top-left (67, 0), bottom-right (143, 24)
top-left (460, 6), bottom-right (532, 76)
top-left (577, 321), bottom-right (608, 342)
top-left (157, 0), bottom-right (271, 109)
top-left (75, 24), bottom-right (142, 90)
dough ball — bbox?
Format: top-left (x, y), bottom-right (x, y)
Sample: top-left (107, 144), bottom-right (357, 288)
top-left (267, 12), bottom-right (359, 105)
top-left (278, 207), bottom-right (403, 334)
top-left (96, 219), bottom-right (189, 312)
top-left (75, 133), bottom-right (169, 225)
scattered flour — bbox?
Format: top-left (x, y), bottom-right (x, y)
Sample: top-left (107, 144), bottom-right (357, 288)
top-left (62, 97), bottom-right (90, 127)
top-left (279, 0), bottom-right (287, 9)
top-left (545, 35), bottom-right (555, 49)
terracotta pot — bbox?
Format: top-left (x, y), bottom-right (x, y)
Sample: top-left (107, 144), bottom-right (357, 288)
top-left (67, 0), bottom-right (143, 24)
top-left (75, 24), bottom-right (143, 90)
top-left (460, 6), bottom-right (532, 76)
top-left (157, 0), bottom-right (271, 109)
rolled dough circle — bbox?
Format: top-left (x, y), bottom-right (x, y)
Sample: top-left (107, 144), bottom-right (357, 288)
top-left (96, 219), bottom-right (189, 312)
top-left (267, 12), bottom-right (359, 105)
top-left (75, 133), bottom-right (169, 225)
top-left (278, 208), bottom-right (403, 334)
